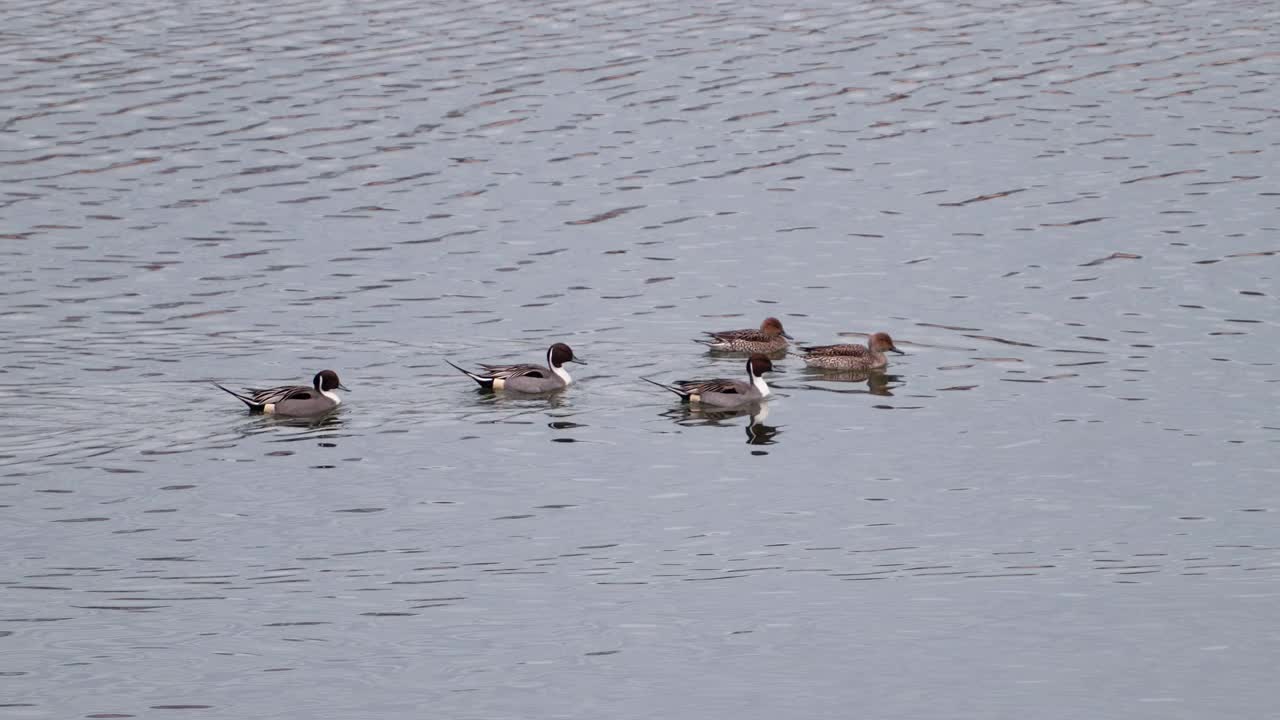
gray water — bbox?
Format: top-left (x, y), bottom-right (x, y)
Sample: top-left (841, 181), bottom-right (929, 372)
top-left (2, 0), bottom-right (1278, 717)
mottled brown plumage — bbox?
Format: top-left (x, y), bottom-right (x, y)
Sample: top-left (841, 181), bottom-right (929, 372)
top-left (800, 332), bottom-right (903, 370)
top-left (697, 317), bottom-right (792, 353)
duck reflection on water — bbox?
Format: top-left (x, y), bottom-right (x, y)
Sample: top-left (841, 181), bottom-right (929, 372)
top-left (794, 368), bottom-right (901, 397)
top-left (660, 401), bottom-right (780, 446)
top-left (229, 410), bottom-right (346, 445)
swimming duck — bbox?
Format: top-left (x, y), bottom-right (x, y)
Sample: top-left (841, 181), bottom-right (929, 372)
top-left (799, 332), bottom-right (903, 370)
top-left (446, 343), bottom-right (585, 393)
top-left (696, 316), bottom-right (792, 354)
top-left (215, 370), bottom-right (348, 416)
top-left (643, 354), bottom-right (778, 407)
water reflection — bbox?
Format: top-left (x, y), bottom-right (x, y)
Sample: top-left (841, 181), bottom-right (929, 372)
top-left (235, 412), bottom-right (347, 442)
top-left (660, 402), bottom-right (780, 446)
top-left (2, 0), bottom-right (1277, 714)
top-left (794, 370), bottom-right (902, 396)
top-left (466, 390), bottom-right (571, 411)
top-left (744, 406), bottom-right (781, 447)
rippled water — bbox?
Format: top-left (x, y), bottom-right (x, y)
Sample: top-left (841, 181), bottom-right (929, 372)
top-left (2, 0), bottom-right (1278, 717)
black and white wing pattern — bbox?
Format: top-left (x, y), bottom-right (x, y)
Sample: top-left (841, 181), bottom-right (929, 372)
top-left (476, 363), bottom-right (550, 380)
top-left (672, 378), bottom-right (743, 395)
top-left (241, 384), bottom-right (316, 404)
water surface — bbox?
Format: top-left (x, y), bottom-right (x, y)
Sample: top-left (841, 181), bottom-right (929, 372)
top-left (2, 0), bottom-right (1278, 717)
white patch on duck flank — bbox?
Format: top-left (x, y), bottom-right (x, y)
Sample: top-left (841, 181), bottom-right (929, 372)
top-left (264, 403), bottom-right (277, 414)
top-left (689, 393), bottom-right (702, 404)
top-left (492, 377), bottom-right (506, 390)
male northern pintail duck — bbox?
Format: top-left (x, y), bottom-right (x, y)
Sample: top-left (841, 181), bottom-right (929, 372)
top-left (215, 369), bottom-right (348, 416)
top-left (642, 354), bottom-right (778, 407)
top-left (446, 342), bottom-right (585, 393)
top-left (799, 332), bottom-right (903, 370)
top-left (696, 316), bottom-right (792, 354)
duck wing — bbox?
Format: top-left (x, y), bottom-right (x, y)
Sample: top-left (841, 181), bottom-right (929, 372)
top-left (705, 328), bottom-right (764, 342)
top-left (673, 378), bottom-right (743, 395)
top-left (476, 363), bottom-right (550, 380)
top-left (243, 384), bottom-right (315, 404)
top-left (801, 343), bottom-right (869, 358)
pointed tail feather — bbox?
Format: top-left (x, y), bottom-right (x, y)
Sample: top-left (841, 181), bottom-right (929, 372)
top-left (214, 383), bottom-right (263, 411)
top-left (445, 359), bottom-right (494, 389)
top-left (640, 376), bottom-right (687, 397)
top-left (693, 332), bottom-right (727, 347)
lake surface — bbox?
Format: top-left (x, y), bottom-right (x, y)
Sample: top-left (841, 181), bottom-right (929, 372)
top-left (2, 0), bottom-right (1278, 717)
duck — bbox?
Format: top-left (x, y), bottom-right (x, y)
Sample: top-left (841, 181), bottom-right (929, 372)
top-left (799, 332), bottom-right (903, 370)
top-left (642, 354), bottom-right (778, 407)
top-left (696, 316), bottom-right (792, 354)
top-left (446, 342), bottom-right (585, 393)
top-left (215, 370), bottom-right (348, 416)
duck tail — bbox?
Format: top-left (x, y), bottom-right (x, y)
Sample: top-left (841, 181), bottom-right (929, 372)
top-left (214, 383), bottom-right (264, 412)
top-left (445, 359), bottom-right (495, 389)
top-left (640, 376), bottom-right (687, 397)
top-left (693, 333), bottom-right (724, 347)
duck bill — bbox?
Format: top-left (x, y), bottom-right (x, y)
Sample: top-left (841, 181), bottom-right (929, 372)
top-left (569, 358), bottom-right (588, 365)
top-left (889, 349), bottom-right (905, 355)
top-left (781, 332), bottom-right (794, 340)
top-left (338, 384), bottom-right (351, 391)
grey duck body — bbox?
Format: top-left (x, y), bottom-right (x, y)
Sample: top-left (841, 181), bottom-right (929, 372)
top-left (216, 369), bottom-right (347, 417)
top-left (447, 343), bottom-right (585, 393)
top-left (643, 354), bottom-right (777, 408)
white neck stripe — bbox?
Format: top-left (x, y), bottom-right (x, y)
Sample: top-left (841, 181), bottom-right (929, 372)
top-left (552, 363), bottom-right (572, 384)
top-left (752, 374), bottom-right (770, 397)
